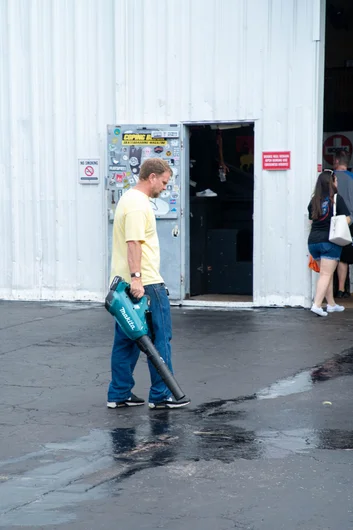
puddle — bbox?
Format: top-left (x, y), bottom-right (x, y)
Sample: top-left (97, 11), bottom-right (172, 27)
top-left (249, 346), bottom-right (353, 402)
top-left (258, 428), bottom-right (353, 458)
top-left (192, 369), bottom-right (315, 413)
top-left (0, 431), bottom-right (113, 526)
top-left (256, 370), bottom-right (313, 400)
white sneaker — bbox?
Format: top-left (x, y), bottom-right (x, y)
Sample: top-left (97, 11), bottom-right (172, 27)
top-left (326, 304), bottom-right (345, 313)
top-left (310, 304), bottom-right (328, 317)
top-left (196, 189), bottom-right (217, 197)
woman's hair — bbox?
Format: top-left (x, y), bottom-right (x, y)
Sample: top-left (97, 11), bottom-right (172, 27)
top-left (311, 170), bottom-right (337, 220)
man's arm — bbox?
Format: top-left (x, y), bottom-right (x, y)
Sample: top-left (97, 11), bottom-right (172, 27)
top-left (127, 240), bottom-right (145, 299)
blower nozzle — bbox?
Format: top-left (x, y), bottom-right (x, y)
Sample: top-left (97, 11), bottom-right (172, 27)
top-left (136, 335), bottom-right (185, 401)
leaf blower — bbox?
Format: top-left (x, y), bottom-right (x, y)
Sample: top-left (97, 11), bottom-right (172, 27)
top-left (105, 276), bottom-right (186, 401)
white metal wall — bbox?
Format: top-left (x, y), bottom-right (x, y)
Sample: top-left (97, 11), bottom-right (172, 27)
top-left (0, 0), bottom-right (115, 301)
top-left (0, 0), bottom-right (325, 306)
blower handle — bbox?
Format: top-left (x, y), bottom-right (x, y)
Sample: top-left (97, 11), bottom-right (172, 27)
top-left (109, 276), bottom-right (148, 305)
top-left (125, 286), bottom-right (151, 308)
top-left (136, 335), bottom-right (185, 401)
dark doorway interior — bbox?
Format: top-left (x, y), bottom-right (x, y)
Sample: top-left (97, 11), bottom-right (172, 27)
top-left (324, 2), bottom-right (353, 296)
top-left (189, 123), bottom-right (254, 298)
top-left (324, 1), bottom-right (353, 146)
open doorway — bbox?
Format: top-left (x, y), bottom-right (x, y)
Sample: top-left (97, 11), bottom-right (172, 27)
top-left (187, 123), bottom-right (254, 302)
top-left (324, 0), bottom-right (353, 166)
top-left (324, 1), bottom-right (353, 302)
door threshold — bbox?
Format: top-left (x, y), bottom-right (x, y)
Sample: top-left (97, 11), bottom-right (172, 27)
top-left (179, 299), bottom-right (254, 309)
top-left (171, 293), bottom-right (254, 308)
top-left (190, 294), bottom-right (253, 302)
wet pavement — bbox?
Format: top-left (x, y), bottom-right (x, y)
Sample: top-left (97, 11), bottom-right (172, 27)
top-left (1, 302), bottom-right (353, 529)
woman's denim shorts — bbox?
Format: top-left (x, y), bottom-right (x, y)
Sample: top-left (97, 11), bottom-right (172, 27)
top-left (308, 242), bottom-right (342, 261)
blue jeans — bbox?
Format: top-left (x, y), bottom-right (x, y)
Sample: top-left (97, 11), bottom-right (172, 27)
top-left (308, 242), bottom-right (342, 261)
top-left (107, 283), bottom-right (173, 403)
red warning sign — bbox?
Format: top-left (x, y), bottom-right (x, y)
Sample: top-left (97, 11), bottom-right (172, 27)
top-left (262, 151), bottom-right (291, 170)
top-left (323, 134), bottom-right (352, 165)
top-left (84, 166), bottom-right (94, 176)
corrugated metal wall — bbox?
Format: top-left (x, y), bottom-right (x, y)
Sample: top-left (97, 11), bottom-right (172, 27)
top-left (0, 0), bottom-right (325, 305)
top-left (0, 0), bottom-right (115, 301)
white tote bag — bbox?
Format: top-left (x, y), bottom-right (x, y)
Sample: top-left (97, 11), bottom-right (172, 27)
top-left (329, 194), bottom-right (352, 246)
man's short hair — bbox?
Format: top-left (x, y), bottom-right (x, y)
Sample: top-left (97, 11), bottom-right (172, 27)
top-left (139, 158), bottom-right (172, 181)
top-left (335, 150), bottom-right (351, 167)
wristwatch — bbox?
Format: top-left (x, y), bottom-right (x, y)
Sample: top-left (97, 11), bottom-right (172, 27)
top-left (131, 272), bottom-right (141, 278)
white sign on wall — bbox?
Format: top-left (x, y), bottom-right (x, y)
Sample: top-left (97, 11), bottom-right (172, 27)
top-left (78, 159), bottom-right (100, 184)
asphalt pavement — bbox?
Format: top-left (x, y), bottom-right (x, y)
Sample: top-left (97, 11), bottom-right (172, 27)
top-left (1, 301), bottom-right (353, 529)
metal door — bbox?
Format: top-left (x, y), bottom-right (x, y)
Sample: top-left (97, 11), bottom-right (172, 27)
top-left (106, 124), bottom-right (183, 300)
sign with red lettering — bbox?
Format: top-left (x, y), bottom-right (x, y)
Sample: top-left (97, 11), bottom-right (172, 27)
top-left (262, 151), bottom-right (291, 170)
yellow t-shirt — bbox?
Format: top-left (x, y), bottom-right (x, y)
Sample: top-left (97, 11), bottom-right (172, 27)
top-left (110, 189), bottom-right (164, 286)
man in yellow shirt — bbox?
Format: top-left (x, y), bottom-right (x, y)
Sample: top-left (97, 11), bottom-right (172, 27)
top-left (107, 158), bottom-right (190, 409)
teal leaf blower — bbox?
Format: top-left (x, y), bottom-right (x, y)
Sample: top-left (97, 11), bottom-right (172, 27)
top-left (105, 276), bottom-right (185, 401)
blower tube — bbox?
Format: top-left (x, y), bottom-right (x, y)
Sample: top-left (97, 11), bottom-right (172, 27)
top-left (136, 335), bottom-right (185, 401)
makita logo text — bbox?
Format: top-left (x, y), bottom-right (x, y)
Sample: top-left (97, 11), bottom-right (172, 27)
top-left (120, 307), bottom-right (136, 330)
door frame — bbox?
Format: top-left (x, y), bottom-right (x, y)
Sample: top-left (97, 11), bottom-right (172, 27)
top-left (180, 119), bottom-right (256, 305)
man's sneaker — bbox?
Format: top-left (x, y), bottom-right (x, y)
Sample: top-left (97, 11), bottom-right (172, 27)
top-left (310, 304), bottom-right (328, 317)
top-left (326, 304), bottom-right (345, 313)
top-left (107, 393), bottom-right (145, 408)
top-left (149, 396), bottom-right (191, 410)
top-left (196, 189), bottom-right (217, 197)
